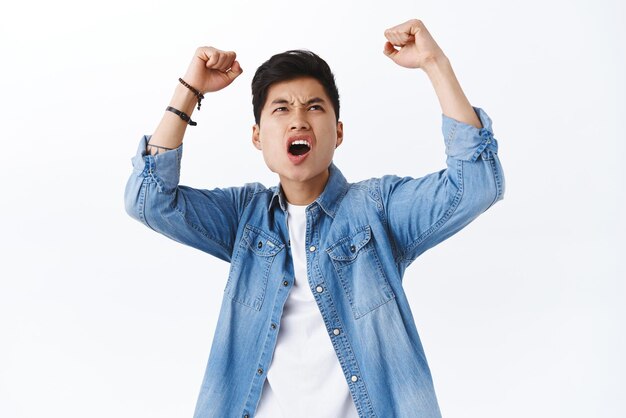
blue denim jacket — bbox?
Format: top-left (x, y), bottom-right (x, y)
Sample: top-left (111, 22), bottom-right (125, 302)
top-left (125, 108), bottom-right (504, 418)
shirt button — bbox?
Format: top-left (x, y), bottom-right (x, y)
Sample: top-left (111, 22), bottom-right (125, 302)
top-left (244, 415), bottom-right (249, 418)
top-left (333, 328), bottom-right (340, 336)
top-left (316, 285), bottom-right (323, 293)
top-left (351, 375), bottom-right (358, 382)
top-left (350, 245), bottom-right (356, 253)
top-left (257, 368), bottom-right (264, 375)
top-left (257, 241), bottom-right (263, 248)
top-left (309, 245), bottom-right (316, 252)
top-left (271, 323), bottom-right (277, 330)
top-left (283, 280), bottom-right (289, 287)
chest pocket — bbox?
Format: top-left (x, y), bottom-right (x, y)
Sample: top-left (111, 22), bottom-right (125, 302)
top-left (326, 225), bottom-right (395, 319)
top-left (225, 224), bottom-right (284, 311)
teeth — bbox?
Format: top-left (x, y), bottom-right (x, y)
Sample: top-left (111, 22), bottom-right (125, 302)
top-left (291, 140), bottom-right (310, 147)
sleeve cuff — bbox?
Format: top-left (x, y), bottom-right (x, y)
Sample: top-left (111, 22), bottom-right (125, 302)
top-left (130, 135), bottom-right (183, 191)
top-left (442, 107), bottom-right (498, 162)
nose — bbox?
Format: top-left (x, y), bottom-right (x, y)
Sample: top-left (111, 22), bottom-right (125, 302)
top-left (289, 110), bottom-right (310, 131)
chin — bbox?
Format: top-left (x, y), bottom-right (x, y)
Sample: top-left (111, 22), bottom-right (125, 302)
top-left (279, 165), bottom-right (321, 182)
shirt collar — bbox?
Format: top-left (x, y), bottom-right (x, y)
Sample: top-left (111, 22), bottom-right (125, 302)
top-left (268, 163), bottom-right (349, 218)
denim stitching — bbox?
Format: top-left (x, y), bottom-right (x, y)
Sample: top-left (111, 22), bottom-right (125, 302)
top-left (400, 159), bottom-right (465, 264)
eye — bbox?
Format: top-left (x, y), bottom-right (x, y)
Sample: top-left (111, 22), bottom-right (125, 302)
top-left (273, 107), bottom-right (288, 113)
top-left (308, 105), bottom-right (324, 111)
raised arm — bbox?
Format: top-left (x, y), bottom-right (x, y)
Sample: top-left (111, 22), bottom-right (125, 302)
top-left (383, 19), bottom-right (481, 128)
top-left (147, 47), bottom-right (243, 154)
top-left (379, 19), bottom-right (504, 267)
top-left (125, 47), bottom-right (250, 262)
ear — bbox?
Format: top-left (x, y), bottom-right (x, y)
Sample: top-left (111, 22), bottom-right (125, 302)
top-left (252, 124), bottom-right (262, 150)
top-left (335, 121), bottom-right (344, 148)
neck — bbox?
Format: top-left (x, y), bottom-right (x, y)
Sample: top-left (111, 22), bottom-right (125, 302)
top-left (280, 169), bottom-right (329, 205)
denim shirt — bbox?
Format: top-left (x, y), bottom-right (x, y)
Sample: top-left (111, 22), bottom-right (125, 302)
top-left (124, 108), bottom-right (504, 418)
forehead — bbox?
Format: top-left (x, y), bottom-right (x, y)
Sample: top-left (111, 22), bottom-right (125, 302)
top-left (264, 77), bottom-right (330, 106)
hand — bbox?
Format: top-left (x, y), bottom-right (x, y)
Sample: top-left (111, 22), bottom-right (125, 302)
top-left (383, 19), bottom-right (446, 70)
top-left (182, 47), bottom-right (243, 94)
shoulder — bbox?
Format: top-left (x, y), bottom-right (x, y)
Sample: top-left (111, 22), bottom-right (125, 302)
top-left (241, 182), bottom-right (273, 204)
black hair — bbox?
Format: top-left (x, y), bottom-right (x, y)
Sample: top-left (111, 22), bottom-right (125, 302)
top-left (251, 50), bottom-right (340, 125)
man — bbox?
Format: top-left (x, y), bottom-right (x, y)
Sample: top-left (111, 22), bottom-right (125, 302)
top-left (125, 19), bottom-right (504, 418)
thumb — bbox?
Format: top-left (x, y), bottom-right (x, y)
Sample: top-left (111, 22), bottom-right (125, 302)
top-left (383, 42), bottom-right (397, 58)
top-left (226, 60), bottom-right (243, 80)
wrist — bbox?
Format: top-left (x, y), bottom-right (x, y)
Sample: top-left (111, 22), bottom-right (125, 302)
top-left (421, 54), bottom-right (451, 79)
top-left (169, 84), bottom-right (199, 115)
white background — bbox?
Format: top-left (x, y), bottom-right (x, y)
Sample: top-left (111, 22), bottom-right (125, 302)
top-left (1, 0), bottom-right (624, 417)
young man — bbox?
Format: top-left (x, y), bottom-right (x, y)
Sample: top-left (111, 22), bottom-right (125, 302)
top-left (125, 19), bottom-right (504, 418)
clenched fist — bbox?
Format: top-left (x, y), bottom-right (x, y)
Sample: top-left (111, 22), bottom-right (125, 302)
top-left (182, 47), bottom-right (243, 94)
top-left (383, 19), bottom-right (446, 70)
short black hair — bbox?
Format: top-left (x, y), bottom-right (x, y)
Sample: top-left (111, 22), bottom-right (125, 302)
top-left (251, 50), bottom-right (340, 125)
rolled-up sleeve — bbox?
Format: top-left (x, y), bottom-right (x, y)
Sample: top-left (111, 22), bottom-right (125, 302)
top-left (379, 107), bottom-right (505, 268)
top-left (124, 135), bottom-right (255, 262)
top-left (444, 107), bottom-right (499, 162)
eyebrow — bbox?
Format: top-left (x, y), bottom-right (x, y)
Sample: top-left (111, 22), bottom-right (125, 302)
top-left (270, 97), bottom-right (326, 106)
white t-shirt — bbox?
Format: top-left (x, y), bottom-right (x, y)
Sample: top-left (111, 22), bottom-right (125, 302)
top-left (255, 203), bottom-right (359, 418)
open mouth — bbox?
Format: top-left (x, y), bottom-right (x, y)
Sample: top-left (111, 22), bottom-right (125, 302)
top-left (288, 139), bottom-right (311, 156)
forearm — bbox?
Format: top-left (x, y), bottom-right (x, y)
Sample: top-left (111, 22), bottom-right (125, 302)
top-left (423, 56), bottom-right (482, 129)
top-left (144, 47), bottom-right (242, 155)
top-left (147, 84), bottom-right (199, 154)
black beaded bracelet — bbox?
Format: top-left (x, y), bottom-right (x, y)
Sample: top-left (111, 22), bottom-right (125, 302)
top-left (178, 78), bottom-right (204, 110)
top-left (166, 106), bottom-right (197, 126)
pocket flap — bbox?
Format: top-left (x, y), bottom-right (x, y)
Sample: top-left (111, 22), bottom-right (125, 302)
top-left (241, 225), bottom-right (284, 257)
top-left (326, 225), bottom-right (372, 261)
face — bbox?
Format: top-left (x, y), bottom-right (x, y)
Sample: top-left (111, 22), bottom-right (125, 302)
top-left (252, 77), bottom-right (343, 195)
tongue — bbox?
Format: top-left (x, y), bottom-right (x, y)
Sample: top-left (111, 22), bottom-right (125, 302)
top-left (290, 144), bottom-right (310, 156)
